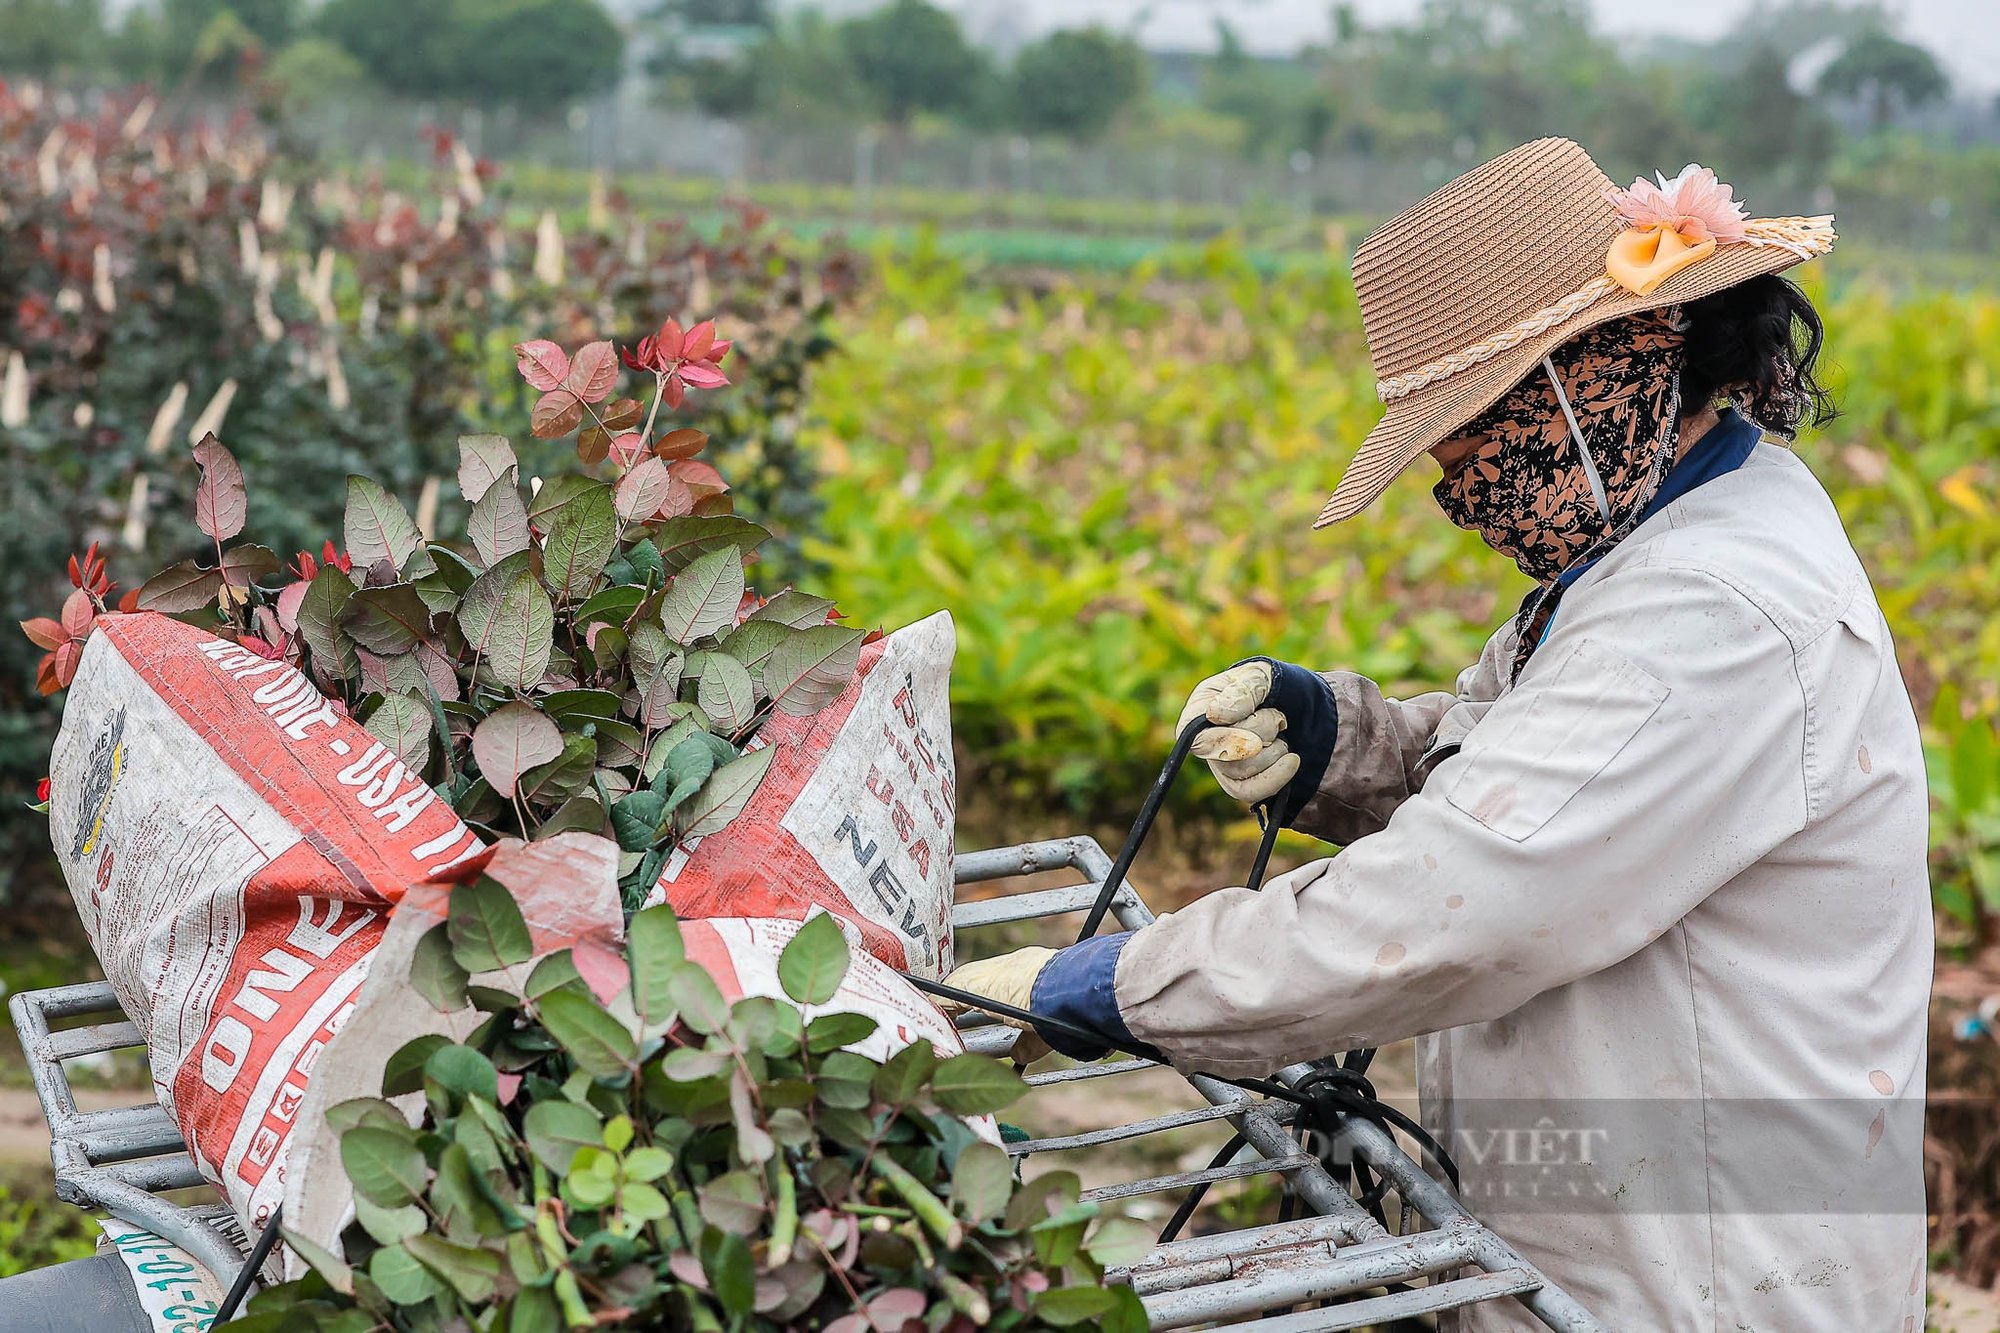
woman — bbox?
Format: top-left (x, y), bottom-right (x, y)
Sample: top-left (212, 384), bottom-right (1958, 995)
top-left (946, 139), bottom-right (1931, 1330)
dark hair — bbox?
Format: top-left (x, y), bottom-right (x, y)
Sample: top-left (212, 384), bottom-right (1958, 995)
top-left (1678, 275), bottom-right (1835, 437)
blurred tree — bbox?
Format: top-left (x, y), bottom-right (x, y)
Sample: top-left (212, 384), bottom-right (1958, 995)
top-left (1684, 43), bottom-right (1834, 179)
top-left (0, 0), bottom-right (107, 74)
top-left (153, 0), bottom-right (297, 81)
top-left (317, 0), bottom-right (456, 95)
top-left (319, 0), bottom-right (618, 105)
top-left (267, 35), bottom-right (372, 105)
top-left (1007, 26), bottom-right (1147, 143)
top-left (1201, 21), bottom-right (1334, 158)
top-left (450, 0), bottom-right (620, 105)
top-left (1817, 26), bottom-right (1950, 132)
top-left (839, 0), bottom-right (984, 126)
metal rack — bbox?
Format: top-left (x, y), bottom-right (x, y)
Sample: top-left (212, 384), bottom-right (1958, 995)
top-left (953, 836), bottom-right (1603, 1332)
top-left (10, 836), bottom-right (1601, 1330)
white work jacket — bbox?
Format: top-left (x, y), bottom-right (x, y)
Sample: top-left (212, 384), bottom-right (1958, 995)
top-left (1113, 443), bottom-right (1932, 1331)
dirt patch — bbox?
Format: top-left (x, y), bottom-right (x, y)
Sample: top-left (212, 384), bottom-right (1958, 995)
top-left (1930, 949), bottom-right (2000, 1290)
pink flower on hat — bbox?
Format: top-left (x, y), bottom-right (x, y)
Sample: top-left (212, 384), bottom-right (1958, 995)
top-left (1604, 165), bottom-right (1750, 246)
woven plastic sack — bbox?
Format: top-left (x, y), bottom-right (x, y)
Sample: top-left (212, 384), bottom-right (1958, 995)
top-left (645, 611), bottom-right (958, 978)
top-left (47, 613), bottom-right (485, 1233)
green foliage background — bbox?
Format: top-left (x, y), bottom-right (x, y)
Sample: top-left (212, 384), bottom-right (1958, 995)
top-left (793, 239), bottom-right (2000, 941)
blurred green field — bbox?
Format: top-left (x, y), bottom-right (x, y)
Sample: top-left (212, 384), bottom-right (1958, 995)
top-left (794, 239), bottom-right (2000, 936)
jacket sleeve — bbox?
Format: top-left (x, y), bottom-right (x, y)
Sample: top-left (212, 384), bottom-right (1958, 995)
top-left (1112, 563), bottom-right (1810, 1080)
top-left (1287, 623), bottom-right (1516, 845)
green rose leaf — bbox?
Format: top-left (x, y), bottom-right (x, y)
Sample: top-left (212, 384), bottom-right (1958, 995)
top-left (471, 701), bottom-right (563, 799)
top-left (524, 949), bottom-right (584, 1001)
top-left (655, 735), bottom-right (717, 813)
top-left (536, 988), bottom-right (637, 1079)
top-left (701, 1229), bottom-right (757, 1316)
top-left (381, 1032), bottom-right (452, 1097)
top-left (459, 552), bottom-right (554, 691)
top-left (1084, 1215), bottom-right (1155, 1268)
top-left (408, 923), bottom-right (469, 1013)
top-left (610, 790), bottom-right (667, 851)
top-left (368, 1242), bottom-right (448, 1306)
top-left (467, 476), bottom-right (530, 569)
top-left (804, 1011), bottom-right (879, 1054)
top-left (748, 589), bottom-right (837, 629)
top-left (341, 584), bottom-right (434, 656)
top-left (523, 1099), bottom-right (601, 1175)
top-left (541, 485), bottom-right (618, 603)
top-left (627, 904), bottom-right (686, 1029)
top-left (950, 1140), bottom-right (1014, 1224)
top-left (295, 564), bottom-right (359, 680)
top-left (344, 475), bottom-right (423, 573)
top-left (652, 515), bottom-right (767, 573)
top-left (363, 691), bottom-right (431, 771)
top-left (517, 733), bottom-right (597, 806)
top-left (693, 651), bottom-right (756, 733)
top-left (447, 876), bottom-right (534, 973)
top-left (340, 1125), bottom-right (428, 1209)
top-left (872, 1038), bottom-right (935, 1106)
top-left (133, 560), bottom-right (222, 614)
top-left (931, 1053), bottom-right (1030, 1116)
top-left (680, 743), bottom-right (776, 838)
top-left (1035, 1286), bottom-right (1121, 1326)
top-left (659, 547), bottom-right (746, 645)
top-left (424, 1043), bottom-right (499, 1104)
top-left (777, 912), bottom-right (850, 1006)
top-left (525, 473), bottom-right (603, 529)
top-left (402, 1234), bottom-right (502, 1304)
top-left (763, 625), bottom-right (866, 717)
top-left (668, 961), bottom-right (732, 1035)
top-left (456, 434), bottom-right (517, 505)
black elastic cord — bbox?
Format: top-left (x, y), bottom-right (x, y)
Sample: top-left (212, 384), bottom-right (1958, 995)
top-left (1076, 716), bottom-right (1210, 941)
top-left (217, 1206), bottom-right (283, 1322)
top-left (904, 973), bottom-right (1169, 1065)
top-left (1076, 716), bottom-right (1283, 943)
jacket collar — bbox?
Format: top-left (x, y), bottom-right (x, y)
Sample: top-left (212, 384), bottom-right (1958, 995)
top-left (1553, 407), bottom-right (1763, 594)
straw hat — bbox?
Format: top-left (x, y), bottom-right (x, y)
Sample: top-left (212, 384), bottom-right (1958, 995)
top-left (1315, 137), bottom-right (1835, 528)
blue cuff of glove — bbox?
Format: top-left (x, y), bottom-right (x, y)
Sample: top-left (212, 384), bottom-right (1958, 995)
top-left (1243, 658), bottom-right (1339, 828)
top-left (1027, 932), bottom-right (1136, 1061)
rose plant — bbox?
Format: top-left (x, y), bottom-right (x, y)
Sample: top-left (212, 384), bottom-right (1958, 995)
top-left (226, 892), bottom-right (1148, 1332)
top-left (26, 313), bottom-right (859, 910)
top-left (23, 316), bottom-right (1152, 1326)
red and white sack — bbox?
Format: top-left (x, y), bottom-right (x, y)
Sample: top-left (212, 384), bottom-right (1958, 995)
top-left (680, 915), bottom-right (999, 1143)
top-left (646, 611), bottom-right (958, 979)
top-left (47, 613), bottom-right (484, 1234)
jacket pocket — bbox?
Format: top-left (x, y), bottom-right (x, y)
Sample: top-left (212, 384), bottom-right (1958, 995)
top-left (1444, 637), bottom-right (1670, 842)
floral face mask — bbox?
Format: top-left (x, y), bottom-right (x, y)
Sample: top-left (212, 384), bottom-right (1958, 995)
top-left (1432, 310), bottom-right (1688, 585)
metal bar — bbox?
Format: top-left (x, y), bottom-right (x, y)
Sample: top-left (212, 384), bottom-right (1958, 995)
top-left (1188, 1268), bottom-right (1544, 1333)
top-left (58, 1107), bottom-right (187, 1162)
top-left (952, 883), bottom-right (1125, 930)
top-left (98, 1155), bottom-right (209, 1194)
top-left (1024, 1059), bottom-right (1157, 1086)
top-left (35, 1021), bottom-right (144, 1062)
top-left (1008, 1101), bottom-right (1254, 1156)
top-left (1081, 1152), bottom-right (1318, 1203)
top-left (57, 1168), bottom-right (248, 1291)
top-left (1119, 1214), bottom-right (1409, 1284)
top-left (1135, 1227), bottom-right (1479, 1321)
top-left (953, 838), bottom-right (1105, 883)
top-left (22, 981), bottom-right (129, 1021)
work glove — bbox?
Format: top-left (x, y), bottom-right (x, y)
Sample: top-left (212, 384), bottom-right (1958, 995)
top-left (938, 947), bottom-right (1058, 1065)
top-left (1178, 661), bottom-right (1301, 805)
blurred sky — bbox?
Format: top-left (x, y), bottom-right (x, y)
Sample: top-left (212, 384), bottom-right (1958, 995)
top-left (938, 0), bottom-right (2000, 92)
